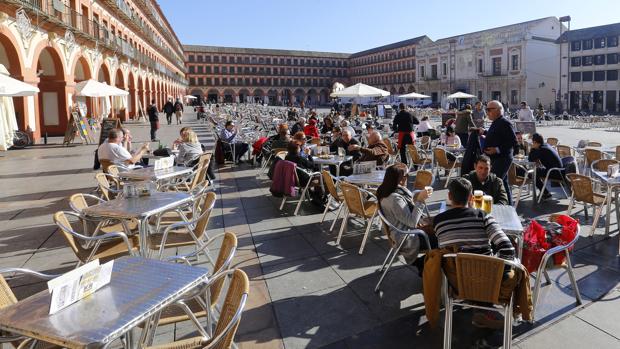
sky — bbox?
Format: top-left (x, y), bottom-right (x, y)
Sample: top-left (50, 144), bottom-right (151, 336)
top-left (158, 0), bottom-right (618, 53)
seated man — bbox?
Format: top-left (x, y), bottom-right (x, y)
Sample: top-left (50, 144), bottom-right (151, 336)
top-left (290, 117), bottom-right (306, 135)
top-left (348, 131), bottom-right (389, 166)
top-left (528, 133), bottom-right (563, 201)
top-left (262, 123), bottom-right (290, 159)
top-left (462, 155), bottom-right (509, 205)
top-left (329, 129), bottom-right (361, 160)
top-left (220, 121), bottom-right (249, 163)
top-left (98, 128), bottom-right (149, 168)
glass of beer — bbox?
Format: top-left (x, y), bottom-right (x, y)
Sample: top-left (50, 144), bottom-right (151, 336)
top-left (473, 190), bottom-right (484, 209)
top-left (482, 195), bottom-right (493, 213)
top-left (425, 186), bottom-right (434, 196)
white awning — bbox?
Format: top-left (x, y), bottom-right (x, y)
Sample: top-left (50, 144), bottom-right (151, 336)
top-left (447, 92), bottom-right (476, 99)
top-left (330, 83), bottom-right (390, 98)
top-left (76, 79), bottom-right (128, 97)
top-left (398, 92), bottom-right (431, 99)
top-left (0, 64), bottom-right (39, 96)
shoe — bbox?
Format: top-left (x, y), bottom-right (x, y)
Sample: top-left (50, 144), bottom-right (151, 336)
top-left (472, 311), bottom-right (504, 329)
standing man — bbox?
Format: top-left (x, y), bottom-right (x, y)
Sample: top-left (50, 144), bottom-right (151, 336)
top-left (518, 101), bottom-right (535, 122)
top-left (472, 101), bottom-right (486, 128)
top-left (392, 103), bottom-right (419, 165)
top-left (482, 100), bottom-right (517, 205)
top-left (163, 98), bottom-right (174, 125)
top-left (148, 99), bottom-right (159, 141)
top-left (174, 98), bottom-right (184, 124)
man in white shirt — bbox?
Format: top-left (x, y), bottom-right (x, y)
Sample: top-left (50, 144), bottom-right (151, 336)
top-left (517, 101), bottom-right (535, 122)
top-left (98, 129), bottom-right (149, 166)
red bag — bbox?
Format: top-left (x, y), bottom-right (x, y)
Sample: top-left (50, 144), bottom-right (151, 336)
top-left (551, 215), bottom-right (578, 265)
top-left (522, 220), bottom-right (551, 273)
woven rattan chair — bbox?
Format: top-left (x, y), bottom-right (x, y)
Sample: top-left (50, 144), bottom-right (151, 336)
top-left (566, 173), bottom-right (608, 236)
top-left (53, 211), bottom-right (139, 267)
top-left (616, 145), bottom-right (620, 161)
top-left (94, 172), bottom-right (122, 200)
top-left (320, 170), bottom-right (345, 232)
top-left (374, 207), bottom-right (430, 292)
top-left (508, 163), bottom-right (531, 208)
top-left (556, 145), bottom-right (573, 159)
top-left (584, 148), bottom-right (604, 172)
top-left (546, 137), bottom-right (559, 146)
top-left (419, 135), bottom-right (431, 150)
top-left (165, 153), bottom-right (212, 193)
top-left (531, 215), bottom-right (582, 321)
top-left (433, 148), bottom-right (461, 188)
top-left (383, 138), bottom-right (399, 165)
top-left (68, 193), bottom-right (138, 237)
top-left (0, 268), bottom-right (60, 349)
top-left (99, 159), bottom-right (114, 174)
top-left (337, 182), bottom-right (379, 255)
top-left (275, 163), bottom-right (320, 216)
top-left (536, 157), bottom-right (571, 203)
top-left (586, 141), bottom-right (602, 147)
top-left (144, 269), bottom-right (249, 349)
top-left (443, 253), bottom-right (523, 349)
top-left (107, 165), bottom-right (120, 177)
top-left (413, 169), bottom-right (434, 217)
top-left (147, 192), bottom-right (217, 259)
top-left (591, 159), bottom-right (619, 172)
top-left (406, 144), bottom-right (431, 170)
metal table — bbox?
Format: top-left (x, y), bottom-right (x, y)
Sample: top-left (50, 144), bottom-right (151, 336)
top-left (344, 170), bottom-right (386, 187)
top-left (313, 155), bottom-right (353, 178)
top-left (118, 166), bottom-right (193, 183)
top-left (82, 192), bottom-right (193, 256)
top-left (0, 256), bottom-right (209, 349)
top-left (591, 170), bottom-right (620, 237)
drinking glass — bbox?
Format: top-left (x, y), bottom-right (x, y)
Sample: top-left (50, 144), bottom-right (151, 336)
top-left (473, 190), bottom-right (484, 209)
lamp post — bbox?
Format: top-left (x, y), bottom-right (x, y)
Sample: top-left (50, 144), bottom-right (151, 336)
top-left (559, 15), bottom-right (571, 113)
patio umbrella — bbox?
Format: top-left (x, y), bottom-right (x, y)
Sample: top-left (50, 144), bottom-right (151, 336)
top-left (398, 92), bottom-right (431, 99)
top-left (0, 67), bottom-right (39, 97)
top-left (76, 80), bottom-right (127, 97)
top-left (446, 92), bottom-right (476, 99)
top-left (184, 95), bottom-right (197, 99)
top-left (330, 83), bottom-right (390, 98)
top-left (0, 64), bottom-right (36, 151)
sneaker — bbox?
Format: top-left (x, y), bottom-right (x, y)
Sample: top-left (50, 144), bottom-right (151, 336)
top-left (472, 311), bottom-right (504, 329)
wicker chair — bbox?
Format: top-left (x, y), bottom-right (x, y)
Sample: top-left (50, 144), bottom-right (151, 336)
top-left (147, 192), bottom-right (217, 259)
top-left (586, 141), bottom-right (602, 147)
top-left (443, 253), bottom-right (523, 349)
top-left (94, 173), bottom-right (122, 200)
top-left (616, 145), bottom-right (620, 161)
top-left (374, 207), bottom-right (430, 292)
top-left (433, 148), bottom-right (461, 188)
top-left (413, 170), bottom-right (434, 217)
top-left (259, 147), bottom-right (287, 176)
top-left (107, 165), bottom-right (120, 177)
top-left (591, 159), bottom-right (619, 172)
top-left (546, 137), bottom-right (559, 146)
top-left (320, 170), bottom-right (345, 232)
top-left (508, 163), bottom-right (531, 209)
top-left (68, 193), bottom-right (138, 236)
top-left (584, 148), bottom-right (604, 172)
top-left (531, 214), bottom-right (582, 321)
top-left (337, 182), bottom-right (379, 255)
top-left (0, 268), bottom-right (59, 349)
top-left (536, 157), bottom-right (571, 203)
top-left (383, 138), bottom-right (399, 165)
top-left (165, 153), bottom-right (212, 193)
top-left (99, 159), bottom-right (114, 174)
top-left (275, 163), bottom-right (320, 216)
top-left (53, 211), bottom-right (139, 267)
top-left (419, 135), bottom-right (431, 150)
top-left (406, 144), bottom-right (431, 170)
top-left (566, 173), bottom-right (608, 236)
top-left (144, 269), bottom-right (249, 349)
top-left (556, 145), bottom-right (573, 159)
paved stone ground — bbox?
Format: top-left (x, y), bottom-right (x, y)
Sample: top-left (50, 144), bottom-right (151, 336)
top-left (0, 110), bottom-right (619, 348)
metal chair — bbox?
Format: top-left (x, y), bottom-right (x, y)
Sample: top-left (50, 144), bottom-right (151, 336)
top-left (406, 144), bottom-right (431, 170)
top-left (275, 161), bottom-right (320, 216)
top-left (443, 253), bottom-right (523, 349)
top-left (433, 148), bottom-right (461, 188)
top-left (536, 157), bottom-right (571, 203)
top-left (531, 215), bottom-right (582, 321)
top-left (616, 145), bottom-right (620, 162)
top-left (374, 207), bottom-right (430, 292)
top-left (508, 163), bottom-right (531, 208)
top-left (320, 170), bottom-right (345, 232)
top-left (68, 193), bottom-right (137, 237)
top-left (556, 144), bottom-right (573, 159)
top-left (94, 172), bottom-right (122, 200)
top-left (584, 148), bottom-right (604, 174)
top-left (383, 138), bottom-right (399, 165)
top-left (586, 141), bottom-right (602, 147)
top-left (566, 173), bottom-right (608, 236)
top-left (413, 169), bottom-right (434, 217)
top-left (546, 137), bottom-right (559, 146)
top-left (337, 182), bottom-right (379, 255)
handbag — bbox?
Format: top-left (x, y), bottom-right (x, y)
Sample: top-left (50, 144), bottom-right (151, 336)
top-left (155, 121), bottom-right (160, 130)
top-left (153, 147), bottom-right (172, 157)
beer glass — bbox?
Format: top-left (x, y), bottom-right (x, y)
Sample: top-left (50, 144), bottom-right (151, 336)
top-left (482, 195), bottom-right (493, 213)
top-left (473, 190), bottom-right (484, 209)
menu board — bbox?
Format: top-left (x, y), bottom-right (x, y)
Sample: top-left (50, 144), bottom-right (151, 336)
top-left (98, 118), bottom-right (121, 145)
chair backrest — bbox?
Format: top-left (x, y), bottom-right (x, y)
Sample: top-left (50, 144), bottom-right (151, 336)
top-left (406, 144), bottom-right (424, 164)
top-left (547, 137), bottom-right (559, 146)
top-left (383, 139), bottom-right (396, 155)
top-left (194, 192), bottom-right (217, 239)
top-left (0, 275), bottom-right (17, 310)
top-left (584, 149), bottom-right (603, 166)
top-left (69, 193), bottom-right (89, 213)
top-left (53, 211), bottom-right (88, 260)
top-left (567, 173), bottom-right (595, 204)
top-left (322, 170), bottom-right (341, 201)
top-left (616, 145), bottom-right (620, 161)
top-left (107, 165), bottom-right (120, 177)
top-left (556, 145), bottom-right (572, 158)
top-left (275, 150), bottom-right (287, 160)
top-left (189, 153), bottom-right (212, 189)
top-left (376, 206), bottom-right (430, 248)
top-left (507, 163), bottom-right (525, 186)
top-left (340, 182), bottom-right (368, 218)
top-left (100, 159), bottom-right (113, 173)
top-left (413, 170), bottom-right (433, 190)
top-left (433, 148), bottom-right (449, 167)
top-left (591, 159), bottom-right (619, 172)
top-left (207, 269), bottom-right (249, 349)
top-left (209, 232), bottom-right (238, 307)
top-left (587, 141), bottom-right (602, 147)
top-left (449, 253), bottom-right (505, 304)
top-left (95, 173), bottom-right (117, 200)
top-left (420, 136), bottom-right (431, 150)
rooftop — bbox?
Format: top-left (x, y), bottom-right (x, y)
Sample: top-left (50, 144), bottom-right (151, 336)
top-left (557, 22), bottom-right (620, 42)
top-left (183, 44), bottom-right (351, 59)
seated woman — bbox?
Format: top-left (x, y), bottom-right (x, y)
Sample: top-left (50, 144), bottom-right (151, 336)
top-left (176, 129), bottom-right (202, 167)
top-left (304, 118), bottom-right (320, 138)
top-left (285, 141), bottom-right (314, 187)
top-left (416, 116), bottom-right (434, 137)
top-left (376, 163), bottom-right (434, 271)
top-left (292, 131), bottom-right (311, 158)
top-left (321, 117), bottom-right (335, 134)
top-left (440, 127), bottom-right (461, 162)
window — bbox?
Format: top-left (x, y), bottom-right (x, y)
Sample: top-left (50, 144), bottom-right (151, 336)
top-left (511, 55), bottom-right (519, 70)
top-left (206, 56), bottom-right (211, 63)
top-left (206, 66), bottom-right (211, 74)
top-left (510, 90), bottom-right (518, 105)
top-left (431, 64), bottom-right (437, 79)
top-left (196, 55), bottom-right (202, 63)
top-left (582, 39), bottom-right (593, 50)
top-left (594, 54), bottom-right (606, 65)
top-left (492, 57), bottom-right (502, 75)
top-left (222, 78), bottom-right (227, 85)
top-left (230, 67), bottom-right (235, 74)
top-left (197, 77), bottom-right (203, 85)
top-left (214, 78), bottom-right (219, 85)
top-left (189, 77), bottom-right (195, 85)
top-left (221, 67), bottom-right (227, 74)
top-left (608, 36), bottom-right (619, 47)
top-left (571, 72), bottom-right (581, 82)
top-left (196, 66), bottom-right (203, 74)
top-left (188, 55), bottom-right (195, 62)
top-left (188, 66), bottom-right (195, 73)
top-left (607, 53), bottom-right (618, 64)
top-left (442, 62), bottom-right (447, 75)
top-left (594, 71), bottom-right (605, 81)
top-left (214, 56), bottom-right (219, 63)
top-left (478, 58), bottom-right (483, 73)
top-left (594, 37), bottom-right (606, 49)
top-left (583, 56), bottom-right (593, 66)
top-left (571, 57), bottom-right (581, 66)
top-left (420, 65), bottom-right (425, 78)
top-left (607, 70), bottom-right (618, 81)
top-left (582, 71), bottom-right (593, 81)
top-left (206, 78), bottom-right (212, 85)
top-left (214, 66), bottom-right (219, 74)
top-left (571, 41), bottom-right (581, 51)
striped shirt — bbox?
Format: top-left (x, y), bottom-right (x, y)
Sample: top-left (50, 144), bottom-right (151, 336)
top-left (433, 207), bottom-right (515, 260)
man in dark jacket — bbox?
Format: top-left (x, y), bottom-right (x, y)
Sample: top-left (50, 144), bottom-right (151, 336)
top-left (463, 155), bottom-right (509, 205)
top-left (392, 103), bottom-right (419, 164)
top-left (163, 98), bottom-right (174, 125)
top-left (528, 133), bottom-right (564, 200)
top-left (482, 100), bottom-right (517, 205)
top-left (148, 99), bottom-right (159, 141)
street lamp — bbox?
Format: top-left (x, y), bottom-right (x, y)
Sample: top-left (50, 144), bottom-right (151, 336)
top-left (559, 15), bottom-right (571, 113)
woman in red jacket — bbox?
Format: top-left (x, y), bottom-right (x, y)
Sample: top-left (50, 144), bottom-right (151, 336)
top-left (303, 118), bottom-right (320, 138)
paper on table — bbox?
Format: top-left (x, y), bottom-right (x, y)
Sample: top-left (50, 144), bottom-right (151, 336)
top-left (154, 155), bottom-right (174, 170)
top-left (48, 259), bottom-right (114, 314)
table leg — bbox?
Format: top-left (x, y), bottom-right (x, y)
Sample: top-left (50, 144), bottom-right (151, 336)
top-left (532, 167), bottom-right (537, 204)
top-left (138, 218), bottom-right (148, 257)
top-left (605, 186), bottom-right (613, 235)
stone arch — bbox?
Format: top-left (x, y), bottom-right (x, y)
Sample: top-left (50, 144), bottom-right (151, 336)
top-left (307, 89), bottom-right (318, 106)
top-left (97, 62), bottom-right (111, 84)
top-left (398, 86), bottom-right (406, 94)
top-left (137, 75), bottom-right (145, 114)
top-left (128, 71), bottom-right (136, 119)
top-left (294, 88), bottom-right (305, 105)
top-left (282, 89), bottom-right (293, 106)
top-left (253, 88), bottom-right (265, 103)
top-left (33, 46), bottom-right (67, 136)
top-left (206, 88), bottom-right (219, 103)
top-left (223, 88), bottom-right (235, 103)
top-left (267, 89), bottom-right (278, 106)
top-left (319, 88), bottom-right (330, 105)
top-left (0, 31), bottom-right (27, 133)
top-left (408, 85), bottom-right (415, 93)
top-left (114, 69), bottom-right (126, 120)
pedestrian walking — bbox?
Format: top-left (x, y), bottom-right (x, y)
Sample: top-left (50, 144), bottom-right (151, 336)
top-left (392, 103), bottom-right (419, 165)
top-left (163, 98), bottom-right (174, 125)
top-left (148, 99), bottom-right (159, 141)
top-left (174, 98), bottom-right (184, 124)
